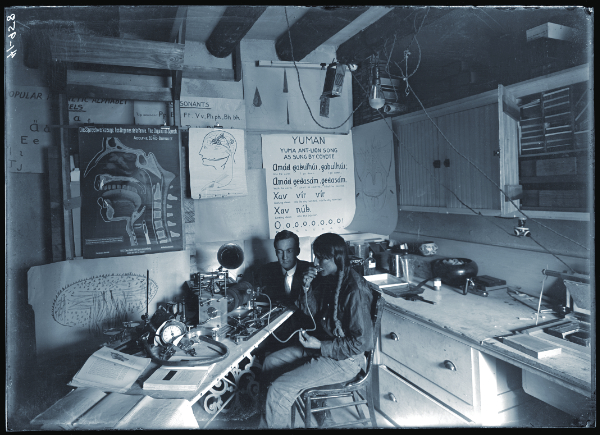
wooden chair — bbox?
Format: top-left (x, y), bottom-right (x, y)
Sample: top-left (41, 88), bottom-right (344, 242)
top-left (292, 284), bottom-right (384, 428)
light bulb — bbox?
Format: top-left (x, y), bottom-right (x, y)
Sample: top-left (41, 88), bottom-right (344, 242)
top-left (368, 64), bottom-right (385, 109)
top-left (369, 84), bottom-right (385, 109)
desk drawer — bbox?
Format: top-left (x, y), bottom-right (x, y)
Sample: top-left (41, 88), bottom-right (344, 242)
top-left (380, 308), bottom-right (474, 408)
top-left (377, 365), bottom-right (469, 427)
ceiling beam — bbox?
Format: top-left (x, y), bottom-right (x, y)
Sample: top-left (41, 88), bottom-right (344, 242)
top-left (49, 34), bottom-right (184, 70)
top-left (205, 6), bottom-right (267, 58)
top-left (275, 6), bottom-right (369, 62)
top-left (336, 6), bottom-right (454, 64)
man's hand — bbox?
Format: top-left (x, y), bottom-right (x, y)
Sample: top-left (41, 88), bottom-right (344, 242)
top-left (302, 267), bottom-right (319, 293)
top-left (299, 329), bottom-right (321, 349)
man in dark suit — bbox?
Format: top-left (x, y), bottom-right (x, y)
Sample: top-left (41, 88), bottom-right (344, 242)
top-left (227, 230), bottom-right (313, 340)
top-left (255, 230), bottom-right (311, 310)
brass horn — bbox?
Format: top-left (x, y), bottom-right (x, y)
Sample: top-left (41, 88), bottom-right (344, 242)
top-left (217, 243), bottom-right (244, 270)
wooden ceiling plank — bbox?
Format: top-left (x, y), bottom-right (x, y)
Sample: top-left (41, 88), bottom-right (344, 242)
top-left (336, 6), bottom-right (454, 64)
top-left (205, 6), bottom-right (267, 58)
top-left (50, 34), bottom-right (184, 70)
top-left (275, 6), bottom-right (369, 62)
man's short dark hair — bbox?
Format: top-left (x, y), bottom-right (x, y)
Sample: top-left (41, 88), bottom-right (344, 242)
top-left (274, 230), bottom-right (300, 250)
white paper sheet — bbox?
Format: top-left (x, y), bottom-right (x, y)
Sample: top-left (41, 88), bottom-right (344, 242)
top-left (134, 98), bottom-right (246, 129)
top-left (195, 169), bottom-right (269, 243)
top-left (188, 128), bottom-right (247, 199)
top-left (27, 251), bottom-right (190, 355)
top-left (68, 97), bottom-right (134, 125)
top-left (346, 119), bottom-right (398, 235)
top-left (262, 133), bottom-right (355, 238)
top-left (5, 86), bottom-right (53, 173)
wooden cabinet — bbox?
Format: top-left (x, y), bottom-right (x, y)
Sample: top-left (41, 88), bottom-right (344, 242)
top-left (393, 65), bottom-right (591, 219)
top-left (375, 304), bottom-right (532, 427)
top-left (393, 85), bottom-right (519, 216)
top-left (377, 365), bottom-right (469, 427)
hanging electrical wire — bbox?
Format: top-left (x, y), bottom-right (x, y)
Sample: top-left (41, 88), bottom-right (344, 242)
top-left (283, 7), bottom-right (363, 130)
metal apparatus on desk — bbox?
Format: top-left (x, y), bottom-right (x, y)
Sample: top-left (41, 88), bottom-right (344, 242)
top-left (185, 243), bottom-right (245, 334)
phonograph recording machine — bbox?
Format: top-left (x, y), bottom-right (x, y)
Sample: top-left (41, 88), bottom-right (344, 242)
top-left (107, 243), bottom-right (287, 366)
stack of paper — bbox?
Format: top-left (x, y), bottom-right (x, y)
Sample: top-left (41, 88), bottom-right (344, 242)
top-left (68, 346), bottom-right (151, 393)
top-left (143, 364), bottom-right (214, 392)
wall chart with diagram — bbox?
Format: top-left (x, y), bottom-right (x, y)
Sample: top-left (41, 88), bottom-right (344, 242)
top-left (188, 128), bottom-right (247, 199)
top-left (78, 126), bottom-right (183, 259)
top-left (27, 251), bottom-right (190, 355)
top-left (262, 133), bottom-right (355, 238)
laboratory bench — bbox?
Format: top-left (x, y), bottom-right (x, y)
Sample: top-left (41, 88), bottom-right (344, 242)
top-left (372, 278), bottom-right (593, 427)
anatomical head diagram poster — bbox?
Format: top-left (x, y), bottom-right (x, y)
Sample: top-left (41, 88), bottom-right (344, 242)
top-left (79, 126), bottom-right (183, 259)
top-left (188, 128), bottom-right (247, 199)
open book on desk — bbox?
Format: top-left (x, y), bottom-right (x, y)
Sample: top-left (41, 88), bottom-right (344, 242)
top-left (68, 346), bottom-right (151, 393)
top-left (73, 392), bottom-right (199, 429)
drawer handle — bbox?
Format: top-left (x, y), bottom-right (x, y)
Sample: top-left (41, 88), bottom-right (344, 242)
top-left (443, 360), bottom-right (457, 371)
top-left (389, 332), bottom-right (399, 341)
top-left (389, 393), bottom-right (397, 402)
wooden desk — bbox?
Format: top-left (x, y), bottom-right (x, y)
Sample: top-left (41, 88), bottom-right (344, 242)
top-left (127, 307), bottom-right (294, 427)
top-left (380, 285), bottom-right (591, 395)
top-left (375, 282), bottom-right (592, 426)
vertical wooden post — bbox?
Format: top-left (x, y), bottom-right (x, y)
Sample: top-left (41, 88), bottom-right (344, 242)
top-left (59, 91), bottom-right (75, 260)
top-left (47, 60), bottom-right (75, 261)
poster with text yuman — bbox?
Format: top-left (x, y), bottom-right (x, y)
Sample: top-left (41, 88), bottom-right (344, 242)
top-left (262, 133), bottom-right (355, 239)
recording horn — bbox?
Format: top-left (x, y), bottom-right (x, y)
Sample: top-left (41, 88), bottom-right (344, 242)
top-left (217, 243), bottom-right (244, 270)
